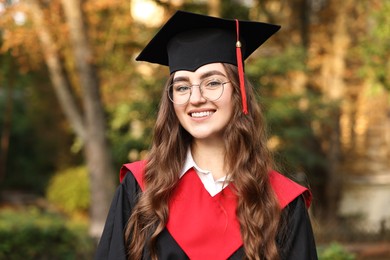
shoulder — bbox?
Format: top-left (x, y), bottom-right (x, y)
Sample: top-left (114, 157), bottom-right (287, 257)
top-left (277, 195), bottom-right (318, 259)
top-left (120, 160), bottom-right (147, 190)
top-left (269, 170), bottom-right (312, 209)
top-left (119, 163), bottom-right (312, 208)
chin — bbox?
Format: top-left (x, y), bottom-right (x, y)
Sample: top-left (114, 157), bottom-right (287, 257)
top-left (189, 131), bottom-right (224, 141)
top-left (188, 132), bottom-right (210, 139)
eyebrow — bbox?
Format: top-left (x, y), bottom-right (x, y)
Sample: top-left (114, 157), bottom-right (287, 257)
top-left (200, 70), bottom-right (226, 79)
top-left (173, 70), bottom-right (227, 82)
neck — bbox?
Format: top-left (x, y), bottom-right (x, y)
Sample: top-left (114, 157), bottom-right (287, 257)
top-left (191, 139), bottom-right (227, 180)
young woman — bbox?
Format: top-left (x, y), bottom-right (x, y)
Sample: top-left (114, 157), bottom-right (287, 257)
top-left (96, 10), bottom-right (317, 260)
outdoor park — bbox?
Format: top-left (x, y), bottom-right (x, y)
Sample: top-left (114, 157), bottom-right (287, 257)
top-left (0, 0), bottom-right (389, 259)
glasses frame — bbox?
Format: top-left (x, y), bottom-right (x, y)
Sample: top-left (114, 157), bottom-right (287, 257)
top-left (167, 77), bottom-right (231, 105)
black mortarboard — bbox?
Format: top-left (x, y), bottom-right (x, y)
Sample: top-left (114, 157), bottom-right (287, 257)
top-left (136, 10), bottom-right (281, 114)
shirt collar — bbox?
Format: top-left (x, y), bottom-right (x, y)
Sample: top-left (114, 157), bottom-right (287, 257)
top-left (180, 149), bottom-right (232, 183)
top-left (180, 149), bottom-right (210, 178)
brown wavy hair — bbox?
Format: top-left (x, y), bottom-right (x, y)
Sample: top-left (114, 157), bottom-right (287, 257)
top-left (125, 63), bottom-right (281, 260)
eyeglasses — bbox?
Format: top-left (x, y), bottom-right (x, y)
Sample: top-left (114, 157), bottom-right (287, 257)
top-left (167, 76), bottom-right (230, 105)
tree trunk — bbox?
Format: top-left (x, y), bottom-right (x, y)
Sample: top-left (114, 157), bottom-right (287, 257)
top-left (25, 0), bottom-right (86, 141)
top-left (312, 0), bottom-right (352, 219)
top-left (208, 0), bottom-right (220, 17)
top-left (26, 0), bottom-right (116, 239)
top-left (60, 0), bottom-right (115, 239)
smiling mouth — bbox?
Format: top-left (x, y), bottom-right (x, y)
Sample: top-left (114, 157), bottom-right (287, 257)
top-left (190, 111), bottom-right (215, 118)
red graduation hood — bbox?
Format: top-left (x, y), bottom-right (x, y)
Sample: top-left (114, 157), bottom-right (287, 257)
top-left (120, 161), bottom-right (312, 259)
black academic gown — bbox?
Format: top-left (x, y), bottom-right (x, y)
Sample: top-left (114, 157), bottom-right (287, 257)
top-left (95, 170), bottom-right (318, 260)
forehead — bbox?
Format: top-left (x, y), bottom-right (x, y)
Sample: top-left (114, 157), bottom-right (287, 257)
top-left (173, 63), bottom-right (227, 79)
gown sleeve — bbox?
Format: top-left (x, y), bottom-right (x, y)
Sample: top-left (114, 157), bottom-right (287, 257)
top-left (277, 195), bottom-right (318, 260)
top-left (95, 171), bottom-right (141, 260)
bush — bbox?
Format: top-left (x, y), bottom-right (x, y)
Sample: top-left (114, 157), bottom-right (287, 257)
top-left (318, 242), bottom-right (356, 260)
top-left (46, 166), bottom-right (90, 216)
top-left (0, 207), bottom-right (94, 259)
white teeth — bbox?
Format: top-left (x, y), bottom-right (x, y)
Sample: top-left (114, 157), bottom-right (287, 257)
top-left (191, 111), bottom-right (213, 118)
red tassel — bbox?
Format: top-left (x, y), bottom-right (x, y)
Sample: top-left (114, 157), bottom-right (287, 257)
top-left (235, 19), bottom-right (248, 115)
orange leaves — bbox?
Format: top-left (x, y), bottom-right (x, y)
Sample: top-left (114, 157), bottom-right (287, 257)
top-left (0, 1), bottom-right (67, 72)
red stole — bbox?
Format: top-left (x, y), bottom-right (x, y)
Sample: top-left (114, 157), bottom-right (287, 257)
top-left (120, 161), bottom-right (311, 259)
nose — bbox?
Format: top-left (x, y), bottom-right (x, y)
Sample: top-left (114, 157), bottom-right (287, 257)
top-left (189, 85), bottom-right (206, 104)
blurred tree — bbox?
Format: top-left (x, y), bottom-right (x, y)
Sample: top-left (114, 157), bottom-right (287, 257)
top-left (243, 0), bottom-right (330, 217)
top-left (0, 0), bottom-right (84, 193)
top-left (23, 0), bottom-right (115, 238)
top-left (60, 0), bottom-right (116, 238)
top-left (0, 53), bottom-right (14, 182)
top-left (307, 0), bottom-right (354, 220)
top-left (359, 1), bottom-right (390, 91)
top-left (208, 0), bottom-right (220, 16)
top-left (0, 0), bottom-right (116, 238)
top-left (0, 51), bottom-right (77, 192)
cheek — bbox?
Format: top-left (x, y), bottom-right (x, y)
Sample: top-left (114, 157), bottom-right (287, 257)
top-left (221, 89), bottom-right (235, 113)
top-left (226, 100), bottom-right (235, 119)
top-left (173, 104), bottom-right (186, 121)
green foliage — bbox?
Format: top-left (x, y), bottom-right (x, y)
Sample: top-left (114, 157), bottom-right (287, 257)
top-left (108, 99), bottom-right (158, 167)
top-left (318, 243), bottom-right (356, 260)
top-left (0, 52), bottom-right (80, 194)
top-left (107, 73), bottom-right (166, 167)
top-left (220, 0), bottom-right (250, 19)
top-left (247, 46), bottom-right (328, 179)
top-left (0, 207), bottom-right (94, 259)
top-left (265, 93), bottom-right (327, 169)
top-left (358, 1), bottom-right (390, 91)
top-left (46, 167), bottom-right (90, 216)
top-left (247, 46), bottom-right (307, 79)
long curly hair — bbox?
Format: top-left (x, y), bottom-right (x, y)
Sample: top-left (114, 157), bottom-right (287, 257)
top-left (125, 63), bottom-right (281, 260)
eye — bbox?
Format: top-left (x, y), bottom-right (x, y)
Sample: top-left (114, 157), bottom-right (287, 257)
top-left (204, 78), bottom-right (223, 89)
top-left (173, 83), bottom-right (191, 92)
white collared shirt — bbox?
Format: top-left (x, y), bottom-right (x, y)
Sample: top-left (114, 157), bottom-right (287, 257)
top-left (180, 150), bottom-right (230, 197)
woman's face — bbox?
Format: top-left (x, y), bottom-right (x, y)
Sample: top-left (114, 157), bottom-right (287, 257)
top-left (172, 63), bottom-right (234, 142)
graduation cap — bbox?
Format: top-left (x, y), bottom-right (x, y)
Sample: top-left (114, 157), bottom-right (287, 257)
top-left (136, 10), bottom-right (280, 114)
